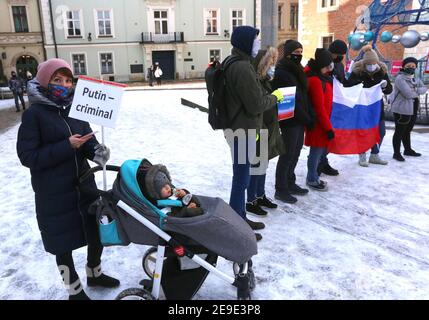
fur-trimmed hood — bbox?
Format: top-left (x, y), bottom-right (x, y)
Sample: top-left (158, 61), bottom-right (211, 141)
top-left (351, 60), bottom-right (388, 77)
top-left (136, 159), bottom-right (173, 201)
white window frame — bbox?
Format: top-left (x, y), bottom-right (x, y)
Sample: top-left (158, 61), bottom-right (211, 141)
top-left (318, 0), bottom-right (339, 12)
top-left (153, 9), bottom-right (169, 34)
top-left (208, 48), bottom-right (222, 63)
top-left (146, 6), bottom-right (175, 35)
top-left (204, 8), bottom-right (220, 35)
top-left (98, 52), bottom-right (115, 75)
top-left (230, 9), bottom-right (246, 34)
top-left (320, 34), bottom-right (335, 49)
top-left (94, 9), bottom-right (115, 38)
top-left (9, 4), bottom-right (31, 33)
top-left (63, 9), bottom-right (85, 39)
top-left (70, 52), bottom-right (88, 76)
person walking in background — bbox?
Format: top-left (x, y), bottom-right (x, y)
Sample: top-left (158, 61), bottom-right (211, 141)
top-left (304, 49), bottom-right (335, 192)
top-left (16, 58), bottom-right (119, 300)
top-left (347, 45), bottom-right (393, 167)
top-left (147, 65), bottom-right (155, 86)
top-left (8, 71), bottom-right (26, 112)
top-left (272, 40), bottom-right (314, 204)
top-left (223, 26), bottom-right (283, 241)
top-left (391, 57), bottom-right (427, 161)
top-left (246, 46), bottom-right (283, 216)
top-left (154, 62), bottom-right (163, 86)
top-left (317, 39), bottom-right (350, 177)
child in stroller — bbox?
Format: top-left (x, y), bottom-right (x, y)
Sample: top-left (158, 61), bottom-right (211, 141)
top-left (137, 161), bottom-right (204, 218)
top-left (82, 159), bottom-right (257, 300)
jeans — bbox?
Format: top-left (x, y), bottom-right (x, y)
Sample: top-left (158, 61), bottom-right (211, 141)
top-left (370, 119), bottom-right (386, 155)
top-left (247, 174), bottom-right (266, 203)
top-left (307, 147), bottom-right (327, 183)
top-left (229, 138), bottom-right (251, 219)
top-left (275, 125), bottom-right (304, 191)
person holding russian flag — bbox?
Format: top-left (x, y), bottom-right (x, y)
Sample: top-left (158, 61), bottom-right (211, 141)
top-left (304, 49), bottom-right (335, 191)
top-left (347, 45), bottom-right (393, 167)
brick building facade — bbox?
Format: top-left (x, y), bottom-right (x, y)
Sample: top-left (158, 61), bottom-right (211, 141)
top-left (299, 0), bottom-right (406, 63)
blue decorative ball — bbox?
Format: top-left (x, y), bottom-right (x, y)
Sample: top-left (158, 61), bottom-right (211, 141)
top-left (364, 31), bottom-right (374, 41)
top-left (380, 31), bottom-right (393, 43)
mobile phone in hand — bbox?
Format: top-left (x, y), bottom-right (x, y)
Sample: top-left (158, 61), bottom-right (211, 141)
top-left (82, 131), bottom-right (98, 139)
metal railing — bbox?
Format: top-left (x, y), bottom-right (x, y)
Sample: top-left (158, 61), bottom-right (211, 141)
top-left (384, 94), bottom-right (429, 125)
top-left (141, 32), bottom-right (184, 44)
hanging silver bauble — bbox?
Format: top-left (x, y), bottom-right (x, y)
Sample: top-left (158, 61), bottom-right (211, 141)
top-left (420, 32), bottom-right (429, 41)
top-left (400, 30), bottom-right (421, 48)
top-left (391, 35), bottom-right (401, 43)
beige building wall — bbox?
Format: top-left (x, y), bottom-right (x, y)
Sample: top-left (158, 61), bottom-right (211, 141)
top-left (277, 0), bottom-right (299, 45)
top-left (0, 0), bottom-right (44, 84)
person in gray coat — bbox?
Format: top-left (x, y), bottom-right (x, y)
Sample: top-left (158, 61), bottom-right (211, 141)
top-left (391, 57), bottom-right (427, 161)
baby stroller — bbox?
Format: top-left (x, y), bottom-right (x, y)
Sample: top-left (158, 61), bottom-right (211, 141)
top-left (80, 159), bottom-right (258, 300)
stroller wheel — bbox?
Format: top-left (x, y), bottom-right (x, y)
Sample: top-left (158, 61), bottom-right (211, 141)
top-left (115, 288), bottom-right (154, 300)
top-left (142, 246), bottom-right (160, 279)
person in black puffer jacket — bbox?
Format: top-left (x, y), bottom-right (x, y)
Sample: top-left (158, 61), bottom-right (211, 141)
top-left (272, 40), bottom-right (314, 204)
top-left (16, 58), bottom-right (119, 300)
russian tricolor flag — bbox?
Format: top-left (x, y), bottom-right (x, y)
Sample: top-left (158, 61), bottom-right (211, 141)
top-left (277, 87), bottom-right (297, 121)
top-left (328, 78), bottom-right (382, 155)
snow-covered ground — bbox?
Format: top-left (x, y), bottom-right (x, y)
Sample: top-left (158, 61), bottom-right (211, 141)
top-left (0, 89), bottom-right (428, 300)
top-left (0, 97), bottom-right (28, 111)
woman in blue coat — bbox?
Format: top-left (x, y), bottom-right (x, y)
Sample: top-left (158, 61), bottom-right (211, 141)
top-left (16, 58), bottom-right (119, 300)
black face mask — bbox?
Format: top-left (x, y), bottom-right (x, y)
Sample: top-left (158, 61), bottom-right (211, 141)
top-left (333, 55), bottom-right (343, 63)
top-left (403, 67), bottom-right (416, 75)
top-left (289, 54), bottom-right (303, 64)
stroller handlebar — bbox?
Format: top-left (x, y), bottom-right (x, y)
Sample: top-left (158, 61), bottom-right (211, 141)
top-left (78, 165), bottom-right (121, 203)
top-left (79, 165), bottom-right (121, 184)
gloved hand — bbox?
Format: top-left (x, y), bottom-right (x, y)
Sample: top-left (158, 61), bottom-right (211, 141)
top-left (93, 143), bottom-right (110, 167)
top-left (327, 130), bottom-right (335, 140)
top-left (380, 80), bottom-right (387, 88)
top-left (271, 89), bottom-right (284, 103)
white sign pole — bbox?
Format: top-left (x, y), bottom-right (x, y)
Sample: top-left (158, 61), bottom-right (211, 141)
top-left (101, 125), bottom-right (107, 191)
top-left (68, 76), bottom-right (126, 192)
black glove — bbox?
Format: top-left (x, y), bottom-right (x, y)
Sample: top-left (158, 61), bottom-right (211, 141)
top-left (327, 130), bottom-right (335, 140)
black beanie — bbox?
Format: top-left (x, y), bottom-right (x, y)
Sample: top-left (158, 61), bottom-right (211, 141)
top-left (315, 48), bottom-right (333, 69)
top-left (284, 39), bottom-right (303, 56)
top-left (329, 40), bottom-right (348, 55)
top-left (402, 57), bottom-right (418, 67)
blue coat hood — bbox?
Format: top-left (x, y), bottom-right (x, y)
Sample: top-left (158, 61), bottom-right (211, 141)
top-left (230, 26), bottom-right (259, 56)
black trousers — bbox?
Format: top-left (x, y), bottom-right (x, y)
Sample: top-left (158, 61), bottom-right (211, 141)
top-left (392, 104), bottom-right (418, 155)
top-left (55, 212), bottom-right (103, 285)
top-left (275, 125), bottom-right (305, 191)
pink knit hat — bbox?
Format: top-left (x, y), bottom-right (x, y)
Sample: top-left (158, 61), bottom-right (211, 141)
top-left (36, 58), bottom-right (73, 88)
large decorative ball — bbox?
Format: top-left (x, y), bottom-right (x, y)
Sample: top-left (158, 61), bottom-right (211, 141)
top-left (350, 33), bottom-right (364, 50)
top-left (364, 31), bottom-right (374, 41)
top-left (392, 34), bottom-right (402, 43)
top-left (400, 30), bottom-right (421, 48)
top-left (380, 31), bottom-right (393, 43)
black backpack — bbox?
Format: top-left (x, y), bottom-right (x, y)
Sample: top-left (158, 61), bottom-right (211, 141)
top-left (205, 56), bottom-right (240, 130)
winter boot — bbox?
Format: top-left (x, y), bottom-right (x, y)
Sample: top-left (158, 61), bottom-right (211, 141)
top-left (245, 218), bottom-right (265, 230)
top-left (288, 184), bottom-right (309, 195)
top-left (404, 149), bottom-right (422, 157)
top-left (321, 163), bottom-right (339, 176)
top-left (393, 153), bottom-right (405, 162)
top-left (256, 195), bottom-right (278, 209)
top-left (306, 180), bottom-right (328, 192)
top-left (255, 233), bottom-right (262, 242)
top-left (369, 154), bottom-right (388, 165)
top-left (358, 153), bottom-right (369, 167)
top-left (86, 264), bottom-right (120, 288)
top-left (274, 190), bottom-right (298, 204)
top-left (246, 200), bottom-right (268, 216)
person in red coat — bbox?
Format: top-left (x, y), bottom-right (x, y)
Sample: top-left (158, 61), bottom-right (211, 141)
top-left (305, 48), bottom-right (335, 191)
